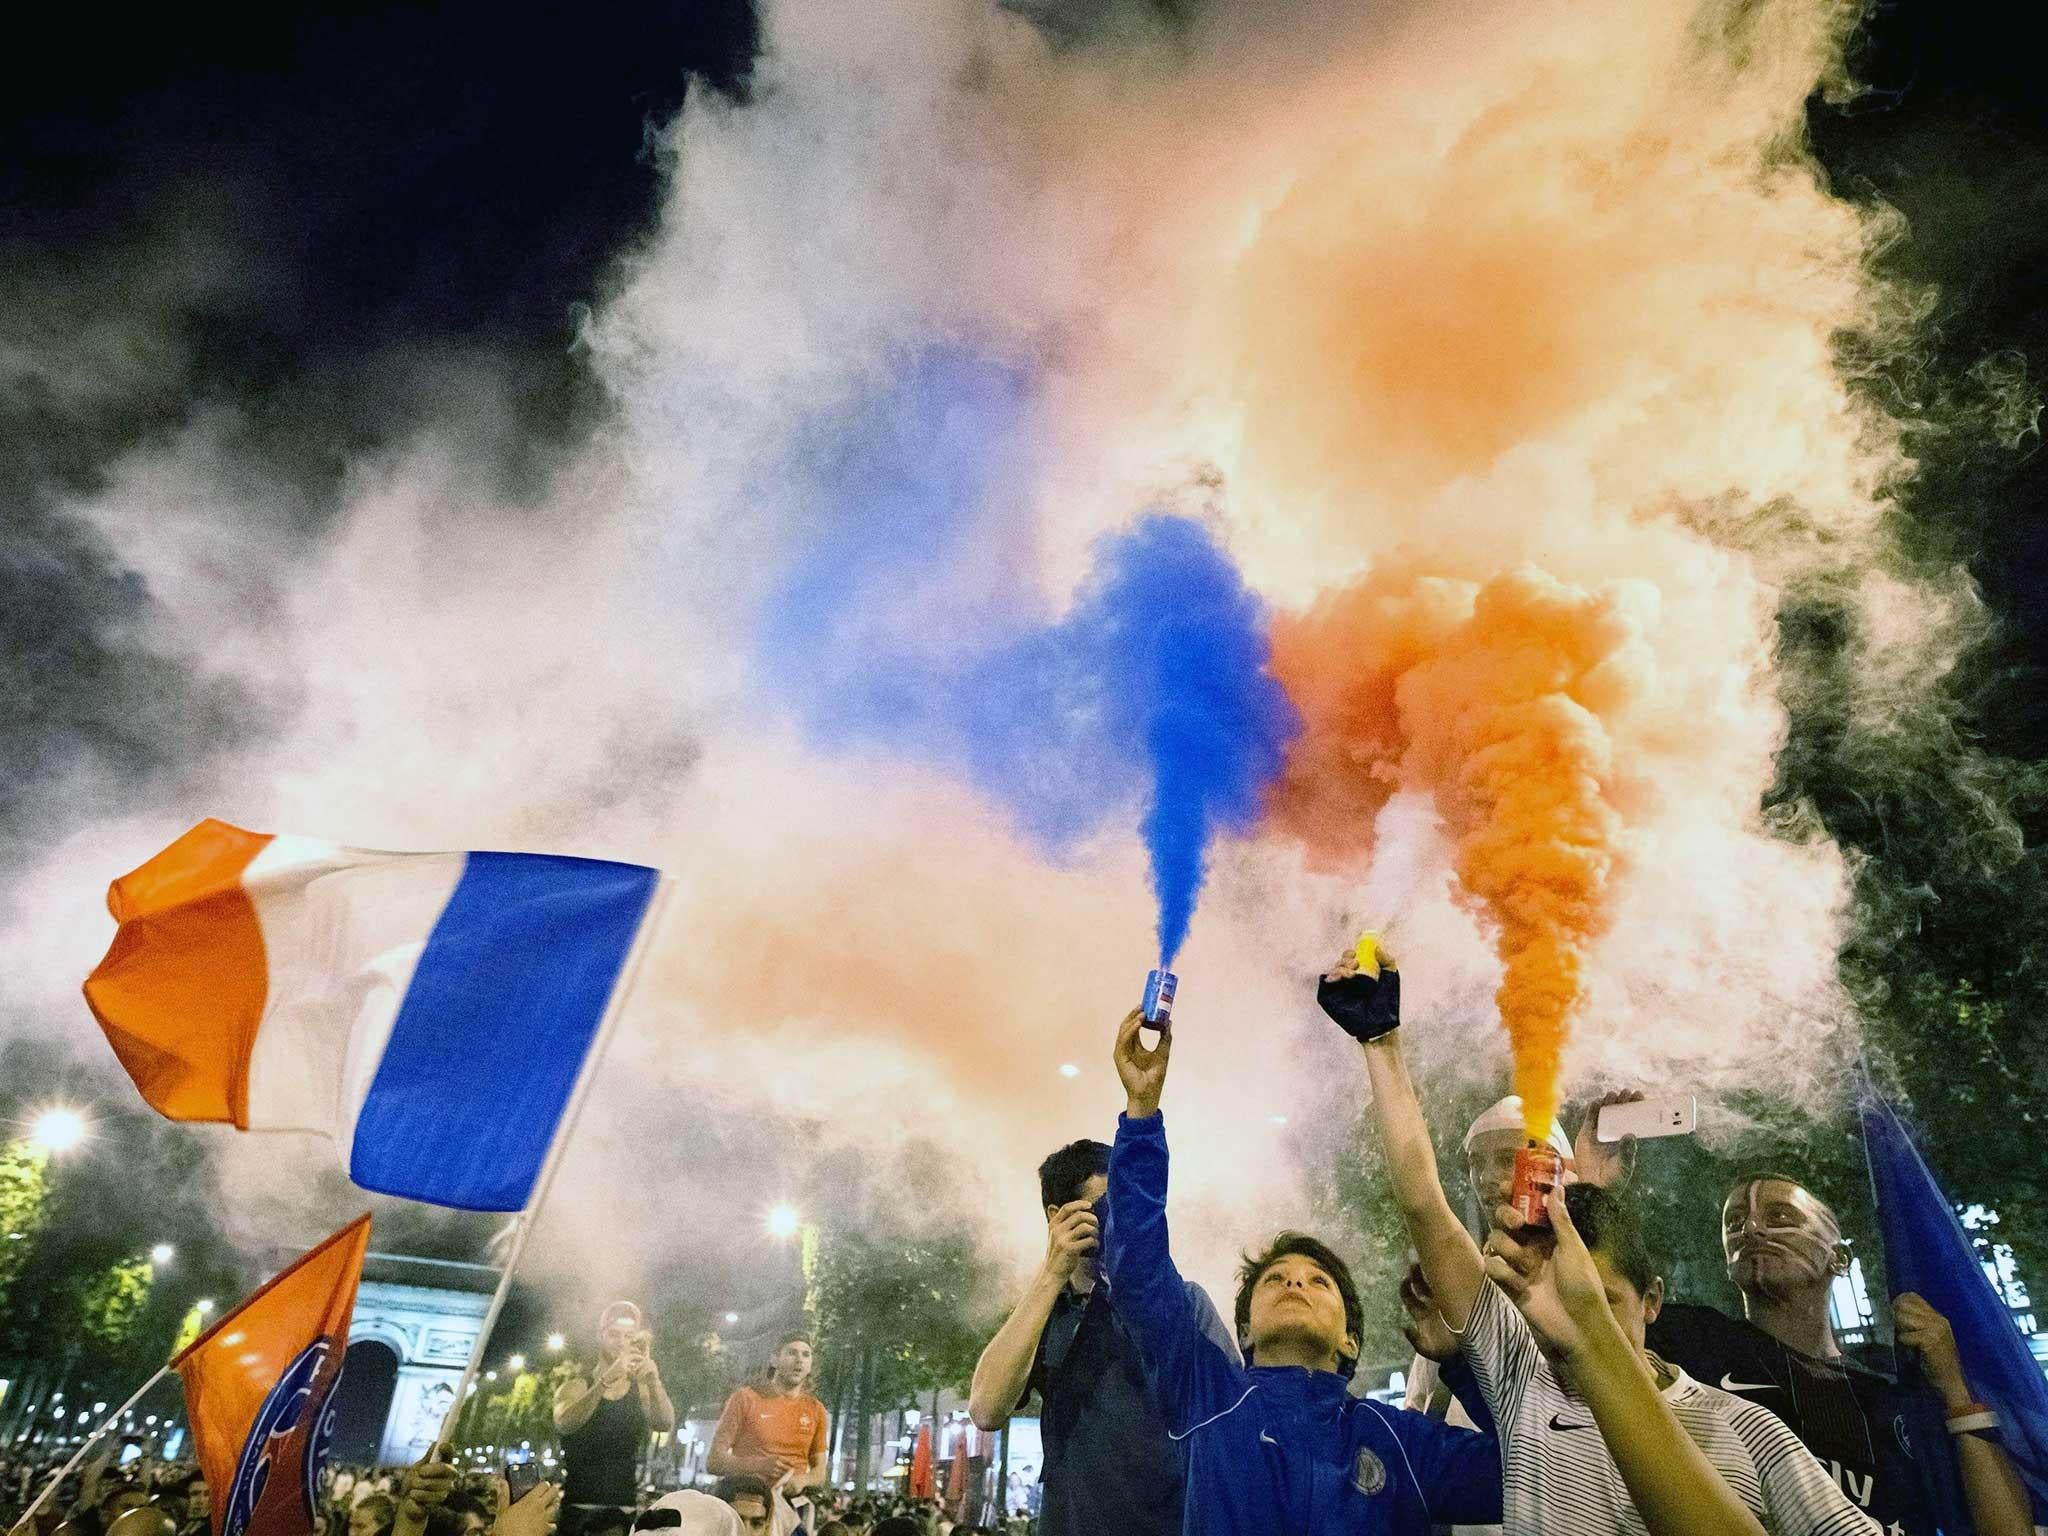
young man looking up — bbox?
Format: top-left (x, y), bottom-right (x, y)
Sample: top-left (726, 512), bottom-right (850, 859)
top-left (1103, 1009), bottom-right (1503, 1534)
top-left (968, 1138), bottom-right (1238, 1536)
top-left (1331, 942), bottom-right (1877, 1536)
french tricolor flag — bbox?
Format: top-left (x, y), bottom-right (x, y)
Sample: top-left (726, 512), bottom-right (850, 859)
top-left (83, 819), bottom-right (662, 1212)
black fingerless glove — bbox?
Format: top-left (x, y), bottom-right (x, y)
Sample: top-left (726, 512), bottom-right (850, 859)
top-left (1317, 968), bottom-right (1401, 1042)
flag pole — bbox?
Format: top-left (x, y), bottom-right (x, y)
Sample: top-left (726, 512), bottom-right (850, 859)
top-left (437, 877), bottom-right (672, 1445)
top-left (13, 1363), bottom-right (174, 1531)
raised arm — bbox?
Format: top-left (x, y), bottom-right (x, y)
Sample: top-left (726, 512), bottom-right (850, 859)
top-left (551, 1365), bottom-right (616, 1437)
top-left (968, 1204), bottom-right (1096, 1430)
top-left (630, 1347), bottom-right (676, 1435)
top-left (1894, 1293), bottom-right (2035, 1536)
top-left (1488, 1189), bottom-right (1770, 1536)
top-left (1322, 945), bottom-right (1486, 1329)
top-left (1104, 1008), bottom-right (1247, 1427)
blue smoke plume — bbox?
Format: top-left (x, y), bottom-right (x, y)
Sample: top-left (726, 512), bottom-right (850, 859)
top-left (757, 345), bottom-right (1299, 966)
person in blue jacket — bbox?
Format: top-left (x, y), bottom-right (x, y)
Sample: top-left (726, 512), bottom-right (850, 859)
top-left (1104, 1007), bottom-right (1504, 1535)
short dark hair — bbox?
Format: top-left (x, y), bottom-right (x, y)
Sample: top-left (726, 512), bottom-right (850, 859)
top-left (871, 1521), bottom-right (924, 1536)
top-left (1233, 1231), bottom-right (1363, 1375)
top-left (1038, 1139), bottom-right (1110, 1209)
top-left (1565, 1181), bottom-right (1655, 1295)
top-left (716, 1475), bottom-right (773, 1507)
top-left (776, 1329), bottom-right (814, 1350)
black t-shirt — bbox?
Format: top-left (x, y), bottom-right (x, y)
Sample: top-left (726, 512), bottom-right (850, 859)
top-left (1648, 1302), bottom-right (1944, 1535)
top-left (559, 1385), bottom-right (647, 1507)
top-left (1023, 1281), bottom-right (1232, 1536)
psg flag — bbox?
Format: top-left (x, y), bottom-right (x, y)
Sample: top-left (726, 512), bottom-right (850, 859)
top-left (176, 1216), bottom-right (372, 1536)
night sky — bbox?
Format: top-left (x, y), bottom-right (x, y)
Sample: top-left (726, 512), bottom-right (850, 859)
top-left (6, 0), bottom-right (2048, 1384)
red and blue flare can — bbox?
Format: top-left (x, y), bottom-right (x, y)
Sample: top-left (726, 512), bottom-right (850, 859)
top-left (1141, 968), bottom-right (1177, 1029)
top-left (1510, 1144), bottom-right (1563, 1228)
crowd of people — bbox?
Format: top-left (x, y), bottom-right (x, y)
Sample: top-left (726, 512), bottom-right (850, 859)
top-left (0, 1446), bottom-right (1009, 1536)
top-left (7, 941), bottom-right (2042, 1536)
top-left (962, 941), bottom-right (2039, 1535)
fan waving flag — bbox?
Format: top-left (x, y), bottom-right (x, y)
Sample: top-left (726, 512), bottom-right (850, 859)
top-left (1862, 1093), bottom-right (2048, 1518)
top-left (177, 1215), bottom-right (371, 1536)
top-left (84, 819), bottom-right (662, 1211)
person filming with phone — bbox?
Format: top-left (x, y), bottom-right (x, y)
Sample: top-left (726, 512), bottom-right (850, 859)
top-left (554, 1303), bottom-right (675, 1536)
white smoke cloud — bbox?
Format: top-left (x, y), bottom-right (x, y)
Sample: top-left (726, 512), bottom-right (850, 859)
top-left (10, 0), bottom-right (1971, 1317)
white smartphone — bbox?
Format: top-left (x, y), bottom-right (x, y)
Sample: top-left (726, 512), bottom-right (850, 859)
top-left (1595, 1094), bottom-right (1697, 1142)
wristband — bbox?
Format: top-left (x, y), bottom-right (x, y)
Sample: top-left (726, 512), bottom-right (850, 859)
top-left (1946, 1406), bottom-right (1999, 1435)
top-left (1317, 969), bottom-right (1401, 1043)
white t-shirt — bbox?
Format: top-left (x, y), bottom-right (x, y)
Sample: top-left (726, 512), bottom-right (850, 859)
top-left (1459, 1280), bottom-right (1880, 1536)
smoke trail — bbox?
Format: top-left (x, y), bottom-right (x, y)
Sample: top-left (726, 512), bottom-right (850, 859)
top-left (1269, 564), bottom-right (1650, 1139)
top-left (757, 346), bottom-right (1297, 964)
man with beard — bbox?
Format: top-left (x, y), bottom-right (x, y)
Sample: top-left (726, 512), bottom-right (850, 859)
top-left (1645, 1175), bottom-right (2033, 1536)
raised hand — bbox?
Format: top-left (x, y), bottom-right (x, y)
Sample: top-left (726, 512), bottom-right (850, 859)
top-left (492, 1479), bottom-right (559, 1536)
top-left (1894, 1292), bottom-right (1972, 1407)
top-left (398, 1450), bottom-right (458, 1523)
top-left (1317, 940), bottom-right (1402, 1043)
top-left (1483, 1187), bottom-right (1615, 1361)
top-left (1572, 1090), bottom-right (1646, 1188)
top-left (1398, 1262), bottom-right (1459, 1363)
top-left (1113, 1007), bottom-right (1171, 1117)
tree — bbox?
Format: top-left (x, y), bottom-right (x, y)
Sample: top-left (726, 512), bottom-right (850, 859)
top-left (0, 1140), bottom-right (51, 1316)
top-left (75, 1256), bottom-right (154, 1350)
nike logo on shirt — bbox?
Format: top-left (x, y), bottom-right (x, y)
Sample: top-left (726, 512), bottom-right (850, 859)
top-left (1548, 1413), bottom-right (1593, 1431)
top-left (1719, 1374), bottom-right (1779, 1393)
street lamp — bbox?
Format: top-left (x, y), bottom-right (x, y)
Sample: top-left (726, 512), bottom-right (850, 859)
top-left (766, 1204), bottom-right (801, 1241)
top-left (723, 1312), bottom-right (740, 1326)
top-left (507, 1355), bottom-right (526, 1372)
top-left (545, 1334), bottom-right (565, 1352)
top-left (150, 1244), bottom-right (175, 1265)
top-left (195, 1299), bottom-right (216, 1316)
top-left (28, 1108), bottom-right (87, 1154)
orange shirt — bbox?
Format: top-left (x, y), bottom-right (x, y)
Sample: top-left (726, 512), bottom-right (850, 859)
top-left (716, 1384), bottom-right (828, 1468)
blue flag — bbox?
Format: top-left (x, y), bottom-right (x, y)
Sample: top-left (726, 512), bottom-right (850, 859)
top-left (1862, 1094), bottom-right (2048, 1522)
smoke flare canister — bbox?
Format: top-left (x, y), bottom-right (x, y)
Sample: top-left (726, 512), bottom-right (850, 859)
top-left (1510, 1144), bottom-right (1563, 1228)
top-left (1141, 968), bottom-right (1177, 1028)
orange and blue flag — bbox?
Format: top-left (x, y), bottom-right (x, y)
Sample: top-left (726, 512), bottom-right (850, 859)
top-left (175, 1215), bottom-right (372, 1536)
top-left (83, 818), bottom-right (661, 1211)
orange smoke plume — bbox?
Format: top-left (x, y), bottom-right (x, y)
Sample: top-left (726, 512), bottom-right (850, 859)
top-left (1270, 563), bottom-right (1653, 1140)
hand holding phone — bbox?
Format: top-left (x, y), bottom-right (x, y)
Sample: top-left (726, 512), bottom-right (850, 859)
top-left (1595, 1094), bottom-right (1696, 1142)
top-left (503, 1460), bottom-right (539, 1504)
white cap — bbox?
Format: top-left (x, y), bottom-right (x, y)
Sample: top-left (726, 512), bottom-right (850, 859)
top-left (649, 1493), bottom-right (742, 1536)
top-left (1460, 1095), bottom-right (1574, 1163)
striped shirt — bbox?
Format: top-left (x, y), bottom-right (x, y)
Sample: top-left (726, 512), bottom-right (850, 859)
top-left (1459, 1280), bottom-right (1880, 1536)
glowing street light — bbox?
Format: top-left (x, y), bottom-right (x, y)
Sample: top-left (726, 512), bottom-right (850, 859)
top-left (766, 1205), bottom-right (801, 1241)
top-left (507, 1355), bottom-right (526, 1372)
top-left (195, 1299), bottom-right (216, 1317)
top-left (545, 1334), bottom-right (565, 1352)
top-left (29, 1108), bottom-right (87, 1154)
top-left (723, 1312), bottom-right (740, 1326)
top-left (150, 1244), bottom-right (175, 1265)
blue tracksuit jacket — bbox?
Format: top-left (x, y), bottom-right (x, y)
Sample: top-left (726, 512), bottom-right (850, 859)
top-left (1106, 1111), bottom-right (1503, 1536)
